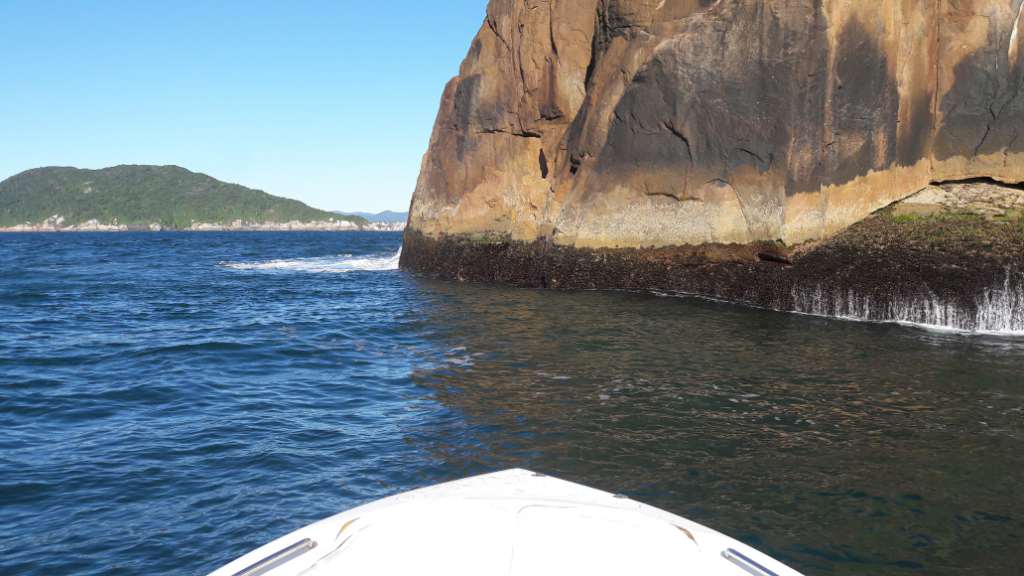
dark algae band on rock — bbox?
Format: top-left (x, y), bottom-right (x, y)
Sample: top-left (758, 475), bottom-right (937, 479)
top-left (402, 0), bottom-right (1024, 332)
top-left (401, 201), bottom-right (1024, 333)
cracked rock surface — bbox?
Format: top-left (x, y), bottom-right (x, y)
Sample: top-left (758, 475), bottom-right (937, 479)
top-left (406, 0), bottom-right (1024, 250)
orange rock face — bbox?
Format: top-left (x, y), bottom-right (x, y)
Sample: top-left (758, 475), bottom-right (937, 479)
top-left (407, 0), bottom-right (1024, 250)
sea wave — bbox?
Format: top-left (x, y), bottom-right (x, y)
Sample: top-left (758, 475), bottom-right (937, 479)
top-left (222, 248), bottom-right (401, 273)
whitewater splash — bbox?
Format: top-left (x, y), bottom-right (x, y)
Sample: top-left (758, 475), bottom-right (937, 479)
top-left (789, 271), bottom-right (1024, 335)
top-left (223, 248), bottom-right (401, 273)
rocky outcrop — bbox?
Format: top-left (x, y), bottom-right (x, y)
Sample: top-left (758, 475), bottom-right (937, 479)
top-left (403, 0), bottom-right (1024, 330)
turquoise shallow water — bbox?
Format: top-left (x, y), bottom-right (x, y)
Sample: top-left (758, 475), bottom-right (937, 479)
top-left (1, 231), bottom-right (1022, 575)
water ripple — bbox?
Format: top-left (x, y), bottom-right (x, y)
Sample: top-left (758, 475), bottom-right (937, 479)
top-left (1, 232), bottom-right (1022, 576)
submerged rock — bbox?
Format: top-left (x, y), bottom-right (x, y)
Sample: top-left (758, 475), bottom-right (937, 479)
top-left (403, 0), bottom-right (1024, 331)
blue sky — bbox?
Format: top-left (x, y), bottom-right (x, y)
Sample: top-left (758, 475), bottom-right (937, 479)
top-left (0, 1), bottom-right (486, 212)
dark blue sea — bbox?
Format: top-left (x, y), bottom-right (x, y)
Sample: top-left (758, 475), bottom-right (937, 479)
top-left (2, 231), bottom-right (1022, 575)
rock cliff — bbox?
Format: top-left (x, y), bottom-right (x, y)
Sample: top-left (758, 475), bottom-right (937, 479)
top-left (402, 0), bottom-right (1024, 331)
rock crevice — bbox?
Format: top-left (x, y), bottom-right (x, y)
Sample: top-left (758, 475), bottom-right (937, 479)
top-left (407, 0), bottom-right (1024, 249)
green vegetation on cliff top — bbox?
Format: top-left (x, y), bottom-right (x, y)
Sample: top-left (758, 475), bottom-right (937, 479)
top-left (0, 165), bottom-right (366, 228)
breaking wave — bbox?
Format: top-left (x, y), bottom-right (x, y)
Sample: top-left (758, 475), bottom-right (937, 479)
top-left (222, 248), bottom-right (401, 273)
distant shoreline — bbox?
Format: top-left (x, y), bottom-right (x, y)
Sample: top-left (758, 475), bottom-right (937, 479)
top-left (0, 165), bottom-right (407, 234)
top-left (0, 229), bottom-right (405, 233)
top-left (0, 222), bottom-right (405, 233)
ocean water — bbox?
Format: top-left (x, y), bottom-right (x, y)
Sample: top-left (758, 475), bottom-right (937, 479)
top-left (1, 231), bottom-right (1022, 576)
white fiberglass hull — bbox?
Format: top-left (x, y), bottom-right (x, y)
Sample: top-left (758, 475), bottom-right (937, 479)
top-left (208, 469), bottom-right (804, 576)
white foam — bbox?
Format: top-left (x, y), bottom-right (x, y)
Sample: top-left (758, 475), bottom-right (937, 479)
top-left (788, 271), bottom-right (1024, 336)
top-left (650, 272), bottom-right (1024, 337)
top-left (223, 248), bottom-right (401, 273)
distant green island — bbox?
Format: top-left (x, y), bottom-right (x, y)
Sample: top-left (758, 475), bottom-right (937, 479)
top-left (0, 165), bottom-right (401, 231)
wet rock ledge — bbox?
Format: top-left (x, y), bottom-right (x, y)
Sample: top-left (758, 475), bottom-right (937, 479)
top-left (401, 182), bottom-right (1024, 333)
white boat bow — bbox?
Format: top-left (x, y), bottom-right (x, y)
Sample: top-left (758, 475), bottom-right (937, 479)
top-left (208, 469), bottom-right (805, 576)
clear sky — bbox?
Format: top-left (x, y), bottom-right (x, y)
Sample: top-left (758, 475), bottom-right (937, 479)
top-left (0, 1), bottom-right (486, 213)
